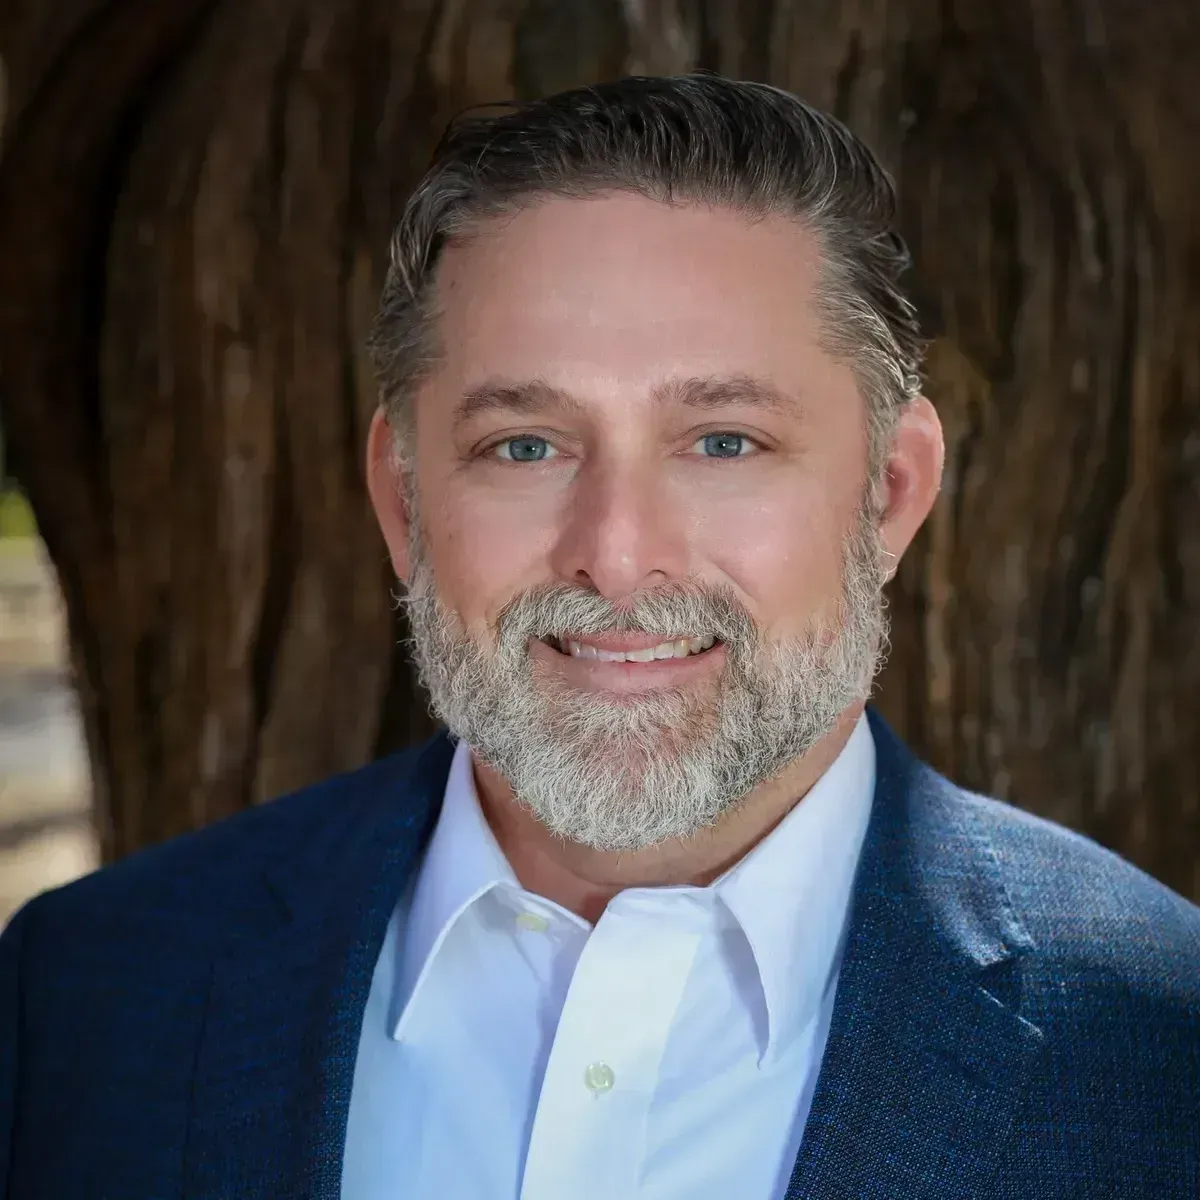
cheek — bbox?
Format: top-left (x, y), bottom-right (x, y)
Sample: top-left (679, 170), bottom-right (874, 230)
top-left (421, 476), bottom-right (560, 628)
top-left (691, 477), bottom-right (852, 633)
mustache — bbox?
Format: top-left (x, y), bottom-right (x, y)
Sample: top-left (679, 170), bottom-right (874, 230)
top-left (493, 579), bottom-right (757, 647)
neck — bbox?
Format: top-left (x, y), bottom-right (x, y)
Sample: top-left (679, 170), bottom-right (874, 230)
top-left (471, 703), bottom-right (866, 925)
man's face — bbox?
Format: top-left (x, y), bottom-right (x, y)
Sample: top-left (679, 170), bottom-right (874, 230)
top-left (376, 193), bottom-right (898, 850)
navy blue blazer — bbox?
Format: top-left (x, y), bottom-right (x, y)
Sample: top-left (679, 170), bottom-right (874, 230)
top-left (2, 709), bottom-right (1198, 1198)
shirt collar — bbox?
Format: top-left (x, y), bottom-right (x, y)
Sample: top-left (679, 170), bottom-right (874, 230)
top-left (390, 736), bottom-right (518, 1041)
top-left (714, 709), bottom-right (876, 1063)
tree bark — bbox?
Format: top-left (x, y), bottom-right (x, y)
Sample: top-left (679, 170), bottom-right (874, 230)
top-left (2, 0), bottom-right (1198, 898)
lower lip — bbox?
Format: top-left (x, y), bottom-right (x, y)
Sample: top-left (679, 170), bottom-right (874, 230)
top-left (528, 637), bottom-right (726, 693)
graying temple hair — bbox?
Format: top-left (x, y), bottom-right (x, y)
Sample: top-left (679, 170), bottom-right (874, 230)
top-left (368, 72), bottom-right (923, 479)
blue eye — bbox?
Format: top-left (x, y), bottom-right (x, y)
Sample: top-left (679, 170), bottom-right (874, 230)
top-left (496, 436), bottom-right (556, 462)
top-left (698, 432), bottom-right (752, 458)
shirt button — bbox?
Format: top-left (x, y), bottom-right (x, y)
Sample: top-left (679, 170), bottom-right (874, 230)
top-left (584, 1062), bottom-right (615, 1094)
top-left (515, 911), bottom-right (550, 932)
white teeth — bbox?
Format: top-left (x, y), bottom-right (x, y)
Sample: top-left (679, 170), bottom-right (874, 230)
top-left (563, 636), bottom-right (716, 662)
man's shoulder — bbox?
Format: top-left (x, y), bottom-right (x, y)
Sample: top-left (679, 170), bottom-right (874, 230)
top-left (939, 777), bottom-right (1200, 1003)
top-left (918, 777), bottom-right (1200, 1177)
top-left (10, 737), bottom-right (444, 951)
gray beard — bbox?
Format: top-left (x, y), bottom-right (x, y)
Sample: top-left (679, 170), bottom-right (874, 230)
top-left (400, 507), bottom-right (889, 851)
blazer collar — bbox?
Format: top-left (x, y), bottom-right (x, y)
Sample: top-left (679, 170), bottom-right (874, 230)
top-left (784, 709), bottom-right (1045, 1199)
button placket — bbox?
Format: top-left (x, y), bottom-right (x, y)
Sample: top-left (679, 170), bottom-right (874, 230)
top-left (519, 899), bottom-right (705, 1199)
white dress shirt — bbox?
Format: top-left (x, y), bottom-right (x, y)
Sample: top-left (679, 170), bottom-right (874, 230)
top-left (342, 712), bottom-right (876, 1199)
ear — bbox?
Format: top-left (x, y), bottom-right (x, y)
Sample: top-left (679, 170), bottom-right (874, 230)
top-left (365, 407), bottom-right (413, 584)
top-left (875, 395), bottom-right (944, 573)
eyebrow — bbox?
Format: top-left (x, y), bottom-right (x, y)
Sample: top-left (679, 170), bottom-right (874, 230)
top-left (656, 374), bottom-right (796, 415)
top-left (453, 379), bottom-right (584, 427)
top-left (452, 373), bottom-right (797, 428)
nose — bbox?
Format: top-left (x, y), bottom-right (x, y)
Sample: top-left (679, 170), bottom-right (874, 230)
top-left (548, 458), bottom-right (689, 600)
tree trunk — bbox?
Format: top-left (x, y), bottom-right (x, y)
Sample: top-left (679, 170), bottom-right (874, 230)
top-left (2, 0), bottom-right (1198, 898)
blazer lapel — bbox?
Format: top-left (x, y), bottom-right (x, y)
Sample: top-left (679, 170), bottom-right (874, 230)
top-left (182, 733), bottom-right (455, 1199)
top-left (785, 711), bottom-right (1046, 1200)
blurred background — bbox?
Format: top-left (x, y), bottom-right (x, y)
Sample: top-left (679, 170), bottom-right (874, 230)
top-left (1, 0), bottom-right (1198, 926)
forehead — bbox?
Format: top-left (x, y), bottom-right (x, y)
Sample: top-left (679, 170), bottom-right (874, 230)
top-left (429, 193), bottom-right (847, 405)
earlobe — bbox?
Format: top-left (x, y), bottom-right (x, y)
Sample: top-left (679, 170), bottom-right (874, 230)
top-left (365, 407), bottom-right (413, 582)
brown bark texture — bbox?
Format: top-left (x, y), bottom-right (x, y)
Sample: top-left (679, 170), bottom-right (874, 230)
top-left (1, 0), bottom-right (1198, 898)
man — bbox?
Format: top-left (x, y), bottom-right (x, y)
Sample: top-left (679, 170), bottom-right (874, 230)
top-left (2, 73), bottom-right (1198, 1200)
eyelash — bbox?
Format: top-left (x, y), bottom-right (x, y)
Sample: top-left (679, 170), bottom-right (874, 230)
top-left (693, 432), bottom-right (759, 459)
top-left (488, 431), bottom-right (763, 462)
top-left (492, 436), bottom-right (560, 462)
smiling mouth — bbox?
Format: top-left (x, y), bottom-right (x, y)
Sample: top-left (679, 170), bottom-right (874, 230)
top-left (543, 635), bottom-right (720, 663)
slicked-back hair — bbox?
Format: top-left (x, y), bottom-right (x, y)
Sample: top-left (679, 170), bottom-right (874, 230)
top-left (369, 73), bottom-right (923, 480)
